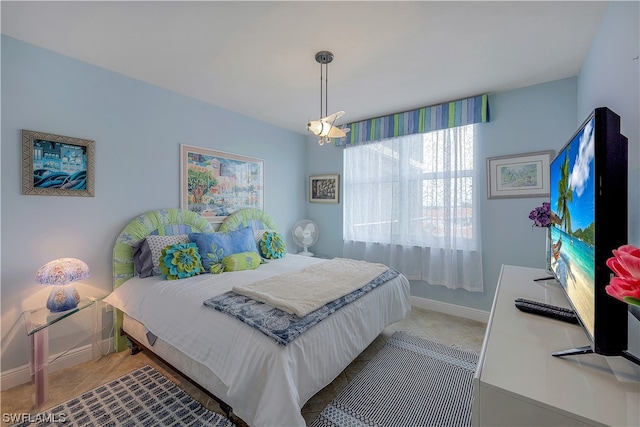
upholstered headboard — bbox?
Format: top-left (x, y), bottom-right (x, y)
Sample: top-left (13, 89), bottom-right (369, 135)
top-left (218, 208), bottom-right (278, 232)
top-left (113, 208), bottom-right (214, 288)
top-left (111, 208), bottom-right (280, 351)
top-left (112, 208), bottom-right (213, 351)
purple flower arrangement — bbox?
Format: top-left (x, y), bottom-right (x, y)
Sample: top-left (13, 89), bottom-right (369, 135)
top-left (529, 202), bottom-right (551, 227)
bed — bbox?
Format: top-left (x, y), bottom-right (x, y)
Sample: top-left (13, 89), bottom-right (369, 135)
top-left (106, 208), bottom-right (411, 427)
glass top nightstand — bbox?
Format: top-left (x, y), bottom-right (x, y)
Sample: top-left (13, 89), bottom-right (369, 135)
top-left (24, 297), bottom-right (100, 336)
top-left (23, 296), bottom-right (104, 409)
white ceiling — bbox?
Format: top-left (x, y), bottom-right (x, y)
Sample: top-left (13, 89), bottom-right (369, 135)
top-left (1, 1), bottom-right (609, 135)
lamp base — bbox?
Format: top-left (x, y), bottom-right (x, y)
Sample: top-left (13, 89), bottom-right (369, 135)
top-left (46, 284), bottom-right (80, 312)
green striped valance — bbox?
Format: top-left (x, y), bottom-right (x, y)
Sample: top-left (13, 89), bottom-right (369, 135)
top-left (337, 94), bottom-right (490, 146)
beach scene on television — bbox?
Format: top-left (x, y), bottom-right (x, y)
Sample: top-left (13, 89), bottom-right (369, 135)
top-left (550, 117), bottom-right (595, 336)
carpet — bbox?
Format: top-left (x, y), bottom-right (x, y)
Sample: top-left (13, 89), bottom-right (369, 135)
top-left (13, 365), bottom-right (235, 427)
top-left (310, 331), bottom-right (479, 427)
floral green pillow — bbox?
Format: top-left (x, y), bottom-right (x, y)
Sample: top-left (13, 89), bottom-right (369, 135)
top-left (259, 231), bottom-right (286, 259)
top-left (221, 251), bottom-right (261, 272)
top-left (160, 242), bottom-right (204, 280)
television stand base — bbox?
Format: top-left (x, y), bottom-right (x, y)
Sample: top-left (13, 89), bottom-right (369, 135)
top-left (622, 350), bottom-right (640, 366)
top-left (533, 275), bottom-right (556, 281)
top-left (552, 345), bottom-right (593, 357)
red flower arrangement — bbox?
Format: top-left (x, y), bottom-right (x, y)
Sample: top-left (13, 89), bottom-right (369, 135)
top-left (605, 244), bottom-right (640, 307)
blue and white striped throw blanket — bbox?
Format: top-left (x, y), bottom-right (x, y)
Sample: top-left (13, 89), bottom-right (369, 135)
top-left (203, 268), bottom-right (399, 345)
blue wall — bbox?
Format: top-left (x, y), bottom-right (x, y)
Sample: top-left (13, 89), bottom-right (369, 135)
top-left (577, 0), bottom-right (640, 357)
top-left (304, 2), bottom-right (639, 314)
top-left (578, 0), bottom-right (639, 245)
top-left (1, 36), bottom-right (308, 371)
top-left (306, 78), bottom-right (578, 312)
top-left (2, 0), bottom-right (638, 374)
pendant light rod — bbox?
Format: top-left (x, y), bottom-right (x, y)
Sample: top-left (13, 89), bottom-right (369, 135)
top-left (315, 51), bottom-right (333, 119)
top-left (320, 58), bottom-right (323, 119)
top-left (308, 50), bottom-right (348, 145)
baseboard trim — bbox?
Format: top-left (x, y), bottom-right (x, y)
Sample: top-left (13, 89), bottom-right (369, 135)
top-left (1, 339), bottom-right (113, 391)
top-left (411, 296), bottom-right (490, 323)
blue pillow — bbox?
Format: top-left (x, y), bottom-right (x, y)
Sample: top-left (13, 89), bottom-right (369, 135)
top-left (189, 227), bottom-right (259, 271)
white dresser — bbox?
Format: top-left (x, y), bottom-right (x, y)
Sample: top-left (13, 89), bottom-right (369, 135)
top-left (472, 264), bottom-right (640, 426)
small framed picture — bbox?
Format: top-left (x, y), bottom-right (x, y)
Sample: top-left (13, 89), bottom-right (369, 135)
top-left (486, 150), bottom-right (554, 199)
top-left (22, 130), bottom-right (95, 197)
top-left (309, 174), bottom-right (339, 203)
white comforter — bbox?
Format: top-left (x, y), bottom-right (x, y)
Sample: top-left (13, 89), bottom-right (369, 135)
top-left (233, 257), bottom-right (390, 316)
top-left (104, 254), bottom-right (411, 427)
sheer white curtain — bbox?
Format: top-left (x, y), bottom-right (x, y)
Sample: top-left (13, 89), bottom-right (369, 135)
top-left (343, 125), bottom-right (483, 291)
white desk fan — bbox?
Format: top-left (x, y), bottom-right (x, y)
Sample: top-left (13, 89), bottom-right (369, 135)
top-left (292, 220), bottom-right (319, 256)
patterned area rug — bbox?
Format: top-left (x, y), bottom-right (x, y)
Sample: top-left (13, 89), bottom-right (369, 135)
top-left (311, 331), bottom-right (479, 427)
top-left (14, 365), bottom-right (235, 427)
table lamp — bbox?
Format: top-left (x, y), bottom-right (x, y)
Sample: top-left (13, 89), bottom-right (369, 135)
top-left (36, 258), bottom-right (89, 312)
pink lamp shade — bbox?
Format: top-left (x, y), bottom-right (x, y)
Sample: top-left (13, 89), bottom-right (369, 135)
top-left (36, 258), bottom-right (89, 312)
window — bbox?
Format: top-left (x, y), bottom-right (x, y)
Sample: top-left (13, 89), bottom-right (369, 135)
top-left (343, 125), bottom-right (483, 291)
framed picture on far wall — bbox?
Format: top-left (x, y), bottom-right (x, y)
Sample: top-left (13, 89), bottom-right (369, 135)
top-left (180, 144), bottom-right (264, 223)
top-left (309, 174), bottom-right (339, 203)
top-left (486, 150), bottom-right (554, 199)
top-left (21, 129), bottom-right (95, 197)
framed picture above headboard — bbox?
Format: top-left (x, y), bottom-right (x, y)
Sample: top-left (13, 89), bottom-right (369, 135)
top-left (180, 144), bottom-right (264, 223)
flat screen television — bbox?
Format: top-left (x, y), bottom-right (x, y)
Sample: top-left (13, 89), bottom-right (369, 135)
top-left (549, 106), bottom-right (630, 358)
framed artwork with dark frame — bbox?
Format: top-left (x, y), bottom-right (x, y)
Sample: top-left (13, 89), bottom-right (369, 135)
top-left (180, 144), bottom-right (264, 223)
top-left (21, 130), bottom-right (95, 197)
top-left (486, 150), bottom-right (554, 199)
top-left (309, 174), bottom-right (339, 203)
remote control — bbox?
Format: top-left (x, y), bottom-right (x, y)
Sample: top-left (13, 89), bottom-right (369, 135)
top-left (514, 298), bottom-right (579, 324)
top-left (515, 298), bottom-right (575, 313)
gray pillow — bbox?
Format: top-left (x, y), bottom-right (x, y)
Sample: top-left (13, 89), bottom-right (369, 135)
top-left (133, 235), bottom-right (190, 277)
top-left (132, 238), bottom-right (154, 278)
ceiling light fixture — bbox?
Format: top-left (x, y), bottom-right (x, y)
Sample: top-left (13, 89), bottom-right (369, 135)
top-left (307, 51), bottom-right (349, 145)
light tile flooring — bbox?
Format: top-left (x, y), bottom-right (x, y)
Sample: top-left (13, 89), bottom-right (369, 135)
top-left (1, 308), bottom-right (486, 427)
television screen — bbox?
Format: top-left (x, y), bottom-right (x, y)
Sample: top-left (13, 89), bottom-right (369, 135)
top-left (549, 116), bottom-right (596, 336)
top-left (549, 107), bottom-right (628, 356)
